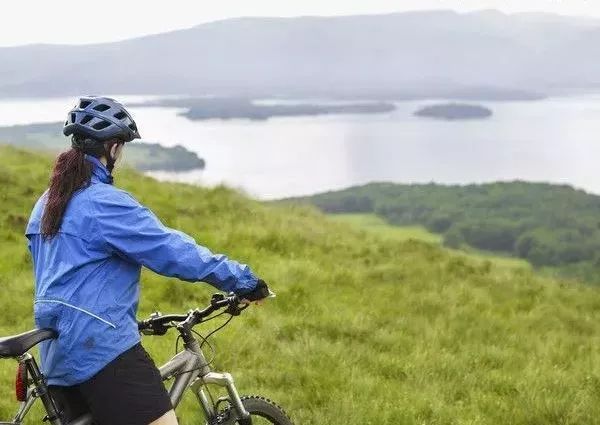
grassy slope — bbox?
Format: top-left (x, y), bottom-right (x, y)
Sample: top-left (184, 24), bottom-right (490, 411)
top-left (329, 213), bottom-right (531, 271)
top-left (1, 146), bottom-right (600, 424)
top-left (329, 213), bottom-right (444, 244)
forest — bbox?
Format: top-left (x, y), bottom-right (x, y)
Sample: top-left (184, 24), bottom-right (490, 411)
top-left (290, 181), bottom-right (600, 282)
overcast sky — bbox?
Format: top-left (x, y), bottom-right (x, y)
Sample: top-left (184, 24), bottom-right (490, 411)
top-left (2, 0), bottom-right (600, 47)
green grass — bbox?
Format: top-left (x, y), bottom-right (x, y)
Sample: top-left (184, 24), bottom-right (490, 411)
top-left (329, 213), bottom-right (530, 272)
top-left (1, 146), bottom-right (600, 424)
top-left (329, 213), bottom-right (443, 244)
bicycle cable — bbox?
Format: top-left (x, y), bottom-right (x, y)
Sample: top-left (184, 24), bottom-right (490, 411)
top-left (170, 314), bottom-right (233, 377)
top-left (199, 309), bottom-right (228, 324)
top-left (200, 314), bottom-right (234, 346)
top-left (174, 309), bottom-right (228, 356)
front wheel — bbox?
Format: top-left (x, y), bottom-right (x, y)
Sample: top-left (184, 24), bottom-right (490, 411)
top-left (219, 395), bottom-right (293, 425)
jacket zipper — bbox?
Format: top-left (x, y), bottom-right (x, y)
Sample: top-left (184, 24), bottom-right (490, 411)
top-left (35, 299), bottom-right (117, 329)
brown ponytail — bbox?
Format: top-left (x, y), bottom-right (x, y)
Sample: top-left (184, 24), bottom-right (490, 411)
top-left (41, 149), bottom-right (92, 239)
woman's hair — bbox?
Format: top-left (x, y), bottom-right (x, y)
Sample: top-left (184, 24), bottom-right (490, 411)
top-left (41, 148), bottom-right (92, 239)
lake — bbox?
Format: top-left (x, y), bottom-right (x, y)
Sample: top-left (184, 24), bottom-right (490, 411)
top-left (1, 95), bottom-right (599, 200)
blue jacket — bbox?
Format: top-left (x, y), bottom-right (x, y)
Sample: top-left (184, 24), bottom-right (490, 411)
top-left (26, 156), bottom-right (258, 386)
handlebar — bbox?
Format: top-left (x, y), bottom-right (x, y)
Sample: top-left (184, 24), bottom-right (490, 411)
top-left (137, 293), bottom-right (246, 335)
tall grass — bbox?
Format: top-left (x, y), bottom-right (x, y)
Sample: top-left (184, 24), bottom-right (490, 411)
top-left (1, 146), bottom-right (600, 424)
top-left (328, 213), bottom-right (531, 271)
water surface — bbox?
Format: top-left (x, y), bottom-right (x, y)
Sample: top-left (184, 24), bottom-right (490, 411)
top-left (0, 95), bottom-right (598, 199)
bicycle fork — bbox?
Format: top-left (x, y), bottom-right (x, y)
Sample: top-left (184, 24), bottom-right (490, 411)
top-left (191, 371), bottom-right (251, 424)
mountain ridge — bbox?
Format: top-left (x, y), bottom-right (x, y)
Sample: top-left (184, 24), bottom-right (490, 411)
top-left (5, 9), bottom-right (600, 50)
top-left (2, 10), bottom-right (600, 98)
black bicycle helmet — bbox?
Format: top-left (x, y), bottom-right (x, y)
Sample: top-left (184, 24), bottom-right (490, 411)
top-left (63, 96), bottom-right (141, 142)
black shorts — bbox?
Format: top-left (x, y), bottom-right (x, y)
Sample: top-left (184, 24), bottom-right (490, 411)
top-left (49, 343), bottom-right (173, 425)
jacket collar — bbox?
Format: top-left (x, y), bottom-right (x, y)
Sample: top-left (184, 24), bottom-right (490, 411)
top-left (85, 155), bottom-right (113, 184)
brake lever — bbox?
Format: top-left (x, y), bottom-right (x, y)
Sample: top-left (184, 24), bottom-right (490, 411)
top-left (140, 312), bottom-right (169, 336)
top-left (140, 321), bottom-right (153, 336)
top-left (226, 302), bottom-right (248, 316)
top-left (151, 322), bottom-right (170, 336)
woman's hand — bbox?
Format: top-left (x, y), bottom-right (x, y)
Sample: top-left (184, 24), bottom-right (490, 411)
top-left (240, 279), bottom-right (271, 305)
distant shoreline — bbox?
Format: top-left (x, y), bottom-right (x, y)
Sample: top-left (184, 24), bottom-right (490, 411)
top-left (133, 97), bottom-right (397, 121)
top-left (0, 122), bottom-right (205, 172)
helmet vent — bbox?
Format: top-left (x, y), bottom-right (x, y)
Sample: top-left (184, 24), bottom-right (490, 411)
top-left (92, 121), bottom-right (111, 130)
top-left (114, 111), bottom-right (127, 120)
top-left (70, 113), bottom-right (76, 123)
top-left (79, 100), bottom-right (91, 109)
top-left (128, 123), bottom-right (137, 131)
top-left (93, 104), bottom-right (111, 112)
top-left (80, 115), bottom-right (93, 125)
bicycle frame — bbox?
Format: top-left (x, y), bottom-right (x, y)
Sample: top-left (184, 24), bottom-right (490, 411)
top-left (2, 330), bottom-right (250, 425)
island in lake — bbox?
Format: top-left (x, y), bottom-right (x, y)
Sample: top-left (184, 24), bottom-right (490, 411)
top-left (135, 97), bottom-right (396, 121)
top-left (414, 103), bottom-right (493, 120)
top-left (0, 122), bottom-right (205, 172)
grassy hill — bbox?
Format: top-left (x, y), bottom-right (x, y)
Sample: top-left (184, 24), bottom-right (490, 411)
top-left (328, 213), bottom-right (531, 271)
top-left (1, 146), bottom-right (600, 424)
top-left (289, 182), bottom-right (600, 284)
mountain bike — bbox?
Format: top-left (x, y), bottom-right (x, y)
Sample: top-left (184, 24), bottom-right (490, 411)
top-left (0, 293), bottom-right (292, 425)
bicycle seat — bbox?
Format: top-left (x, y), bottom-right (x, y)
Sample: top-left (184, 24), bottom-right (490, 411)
top-left (0, 329), bottom-right (57, 358)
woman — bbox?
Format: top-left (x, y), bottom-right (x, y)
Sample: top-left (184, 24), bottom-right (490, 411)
top-left (26, 96), bottom-right (270, 425)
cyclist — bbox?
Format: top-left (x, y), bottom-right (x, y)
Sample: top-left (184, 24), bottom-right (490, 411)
top-left (25, 96), bottom-right (270, 425)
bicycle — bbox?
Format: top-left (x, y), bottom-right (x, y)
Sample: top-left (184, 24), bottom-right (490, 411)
top-left (0, 293), bottom-right (293, 425)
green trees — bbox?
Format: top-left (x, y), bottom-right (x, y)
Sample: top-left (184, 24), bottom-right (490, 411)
top-left (292, 181), bottom-right (600, 282)
top-left (447, 220), bottom-right (521, 253)
top-left (516, 228), bottom-right (599, 266)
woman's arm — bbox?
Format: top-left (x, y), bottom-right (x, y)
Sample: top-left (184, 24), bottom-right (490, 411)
top-left (90, 187), bottom-right (258, 295)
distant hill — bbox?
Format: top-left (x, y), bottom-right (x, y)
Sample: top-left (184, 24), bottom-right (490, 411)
top-left (2, 10), bottom-right (600, 98)
top-left (284, 181), bottom-right (600, 283)
top-left (0, 122), bottom-right (205, 172)
top-left (135, 97), bottom-right (396, 120)
top-left (2, 146), bottom-right (600, 424)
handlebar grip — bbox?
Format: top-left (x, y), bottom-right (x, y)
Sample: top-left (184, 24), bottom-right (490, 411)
top-left (138, 320), bottom-right (157, 336)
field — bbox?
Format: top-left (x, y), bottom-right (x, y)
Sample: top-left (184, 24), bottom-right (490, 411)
top-left (328, 213), bottom-right (531, 271)
top-left (1, 146), bottom-right (600, 424)
top-left (328, 213), bottom-right (444, 244)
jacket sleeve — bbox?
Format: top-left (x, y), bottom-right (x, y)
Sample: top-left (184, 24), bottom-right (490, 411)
top-left (90, 187), bottom-right (258, 294)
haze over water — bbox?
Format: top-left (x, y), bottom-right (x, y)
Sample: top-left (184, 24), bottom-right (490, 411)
top-left (1, 95), bottom-right (599, 199)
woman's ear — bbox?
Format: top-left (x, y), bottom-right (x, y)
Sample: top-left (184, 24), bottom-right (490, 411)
top-left (110, 142), bottom-right (124, 160)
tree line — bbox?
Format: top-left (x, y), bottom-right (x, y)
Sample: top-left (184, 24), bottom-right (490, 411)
top-left (296, 181), bottom-right (600, 282)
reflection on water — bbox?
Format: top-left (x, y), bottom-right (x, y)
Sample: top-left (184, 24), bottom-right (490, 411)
top-left (1, 95), bottom-right (600, 199)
